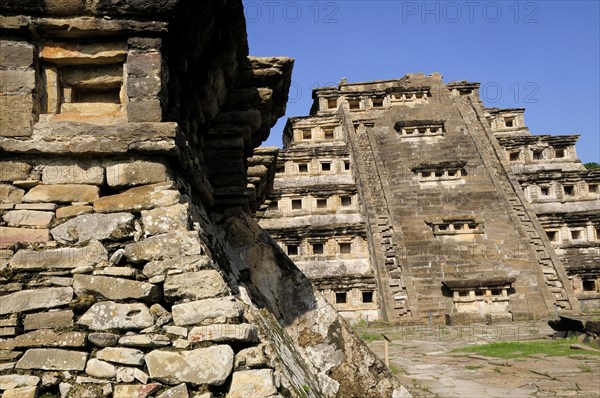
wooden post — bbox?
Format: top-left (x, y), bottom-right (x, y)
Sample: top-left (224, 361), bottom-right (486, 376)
top-left (382, 334), bottom-right (391, 367)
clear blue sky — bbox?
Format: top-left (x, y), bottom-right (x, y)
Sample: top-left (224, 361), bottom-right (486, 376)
top-left (244, 0), bottom-right (600, 163)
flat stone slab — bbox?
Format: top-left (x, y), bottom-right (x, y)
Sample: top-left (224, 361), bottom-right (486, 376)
top-left (51, 212), bottom-right (135, 243)
top-left (156, 384), bottom-right (189, 398)
top-left (164, 270), bottom-right (229, 302)
top-left (113, 383), bottom-right (161, 398)
top-left (142, 254), bottom-right (213, 277)
top-left (0, 287), bottom-right (73, 315)
top-left (171, 298), bottom-right (242, 326)
top-left (13, 330), bottom-right (86, 348)
top-left (73, 274), bottom-right (160, 302)
top-left (2, 386), bottom-right (38, 398)
top-left (188, 323), bottom-right (258, 344)
top-left (10, 241), bottom-right (107, 271)
top-left (3, 210), bottom-right (54, 227)
top-left (0, 375), bottom-right (40, 390)
top-left (124, 231), bottom-right (203, 263)
top-left (0, 227), bottom-right (49, 249)
top-left (41, 164), bottom-right (104, 185)
top-left (23, 310), bottom-right (74, 331)
top-left (22, 184), bottom-right (99, 203)
top-left (85, 358), bottom-right (116, 379)
top-left (78, 301), bottom-right (154, 331)
top-left (106, 161), bottom-right (169, 188)
top-left (93, 182), bottom-right (180, 213)
top-left (16, 348), bottom-right (87, 370)
top-left (96, 347), bottom-right (145, 366)
top-left (145, 345), bottom-right (234, 386)
top-left (141, 203), bottom-right (188, 236)
top-left (227, 369), bottom-right (277, 398)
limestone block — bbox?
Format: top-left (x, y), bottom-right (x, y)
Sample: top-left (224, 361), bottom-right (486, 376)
top-left (96, 347), bottom-right (145, 366)
top-left (126, 75), bottom-right (162, 97)
top-left (13, 330), bottom-right (86, 348)
top-left (77, 301), bottom-right (154, 330)
top-left (118, 334), bottom-right (170, 348)
top-left (3, 210), bottom-right (54, 227)
top-left (23, 310), bottom-right (74, 331)
top-left (0, 161), bottom-right (32, 182)
top-left (14, 203), bottom-right (56, 211)
top-left (0, 287), bottom-right (73, 315)
top-left (10, 241), bottom-right (108, 271)
top-left (0, 70), bottom-right (35, 94)
top-left (94, 266), bottom-right (136, 277)
top-left (143, 255), bottom-right (213, 277)
top-left (22, 184), bottom-right (100, 203)
top-left (88, 333), bottom-right (119, 347)
top-left (0, 40), bottom-right (34, 68)
top-left (106, 161), bottom-right (169, 188)
top-left (145, 345), bottom-right (234, 386)
top-left (171, 298), bottom-right (242, 327)
top-left (16, 349), bottom-right (87, 371)
top-left (73, 274), bottom-right (160, 302)
top-left (124, 231), bottom-right (203, 263)
top-left (60, 65), bottom-right (123, 88)
top-left (93, 182), bottom-right (179, 213)
top-left (227, 369), bottom-right (277, 398)
top-left (0, 184), bottom-right (25, 203)
top-left (164, 270), bottom-right (229, 302)
top-left (0, 227), bottom-right (49, 249)
top-left (42, 164), bottom-right (104, 185)
top-left (40, 42), bottom-right (127, 65)
top-left (188, 323), bottom-right (258, 344)
top-left (56, 205), bottom-right (93, 219)
top-left (2, 386), bottom-right (37, 398)
top-left (0, 375), bottom-right (39, 390)
top-left (156, 384), bottom-right (189, 398)
top-left (0, 95), bottom-right (34, 137)
top-left (85, 358), bottom-right (116, 379)
top-left (141, 203), bottom-right (188, 236)
top-left (113, 383), bottom-right (160, 398)
top-left (127, 51), bottom-right (162, 76)
top-left (234, 346), bottom-right (268, 370)
top-left (126, 99), bottom-right (163, 122)
top-left (51, 212), bottom-right (135, 243)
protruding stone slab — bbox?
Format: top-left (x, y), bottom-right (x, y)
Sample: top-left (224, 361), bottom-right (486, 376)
top-left (164, 270), bottom-right (229, 301)
top-left (22, 184), bottom-right (100, 203)
top-left (16, 348), bottom-right (87, 370)
top-left (55, 205), bottom-right (93, 219)
top-left (143, 255), bottom-right (213, 277)
top-left (51, 213), bottom-right (135, 244)
top-left (93, 182), bottom-right (180, 213)
top-left (13, 330), bottom-right (86, 348)
top-left (96, 347), bottom-right (145, 366)
top-left (118, 334), bottom-right (170, 348)
top-left (124, 231), bottom-right (202, 263)
top-left (171, 298), bottom-right (242, 327)
top-left (145, 345), bottom-right (234, 386)
top-left (141, 203), bottom-right (189, 236)
top-left (78, 301), bottom-right (154, 331)
top-left (188, 324), bottom-right (258, 344)
top-left (0, 375), bottom-right (39, 390)
top-left (227, 369), bottom-right (277, 398)
top-left (40, 42), bottom-right (127, 65)
top-left (3, 210), bottom-right (54, 227)
top-left (113, 383), bottom-right (161, 398)
top-left (10, 241), bottom-right (108, 271)
top-left (23, 310), bottom-right (74, 331)
top-left (106, 161), bottom-right (169, 188)
top-left (73, 274), bottom-right (160, 302)
top-left (0, 227), bottom-right (49, 249)
top-left (0, 287), bottom-right (73, 316)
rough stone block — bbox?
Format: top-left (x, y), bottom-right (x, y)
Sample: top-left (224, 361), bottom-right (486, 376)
top-left (171, 298), bottom-right (242, 327)
top-left (127, 51), bottom-right (162, 76)
top-left (77, 301), bottom-right (154, 331)
top-left (126, 75), bottom-right (162, 97)
top-left (40, 42), bottom-right (127, 65)
top-left (106, 161), bottom-right (169, 188)
top-left (0, 375), bottom-right (39, 390)
top-left (227, 369), bottom-right (277, 398)
top-left (42, 164), bottom-right (104, 185)
top-left (55, 205), bottom-right (93, 219)
top-left (73, 274), bottom-right (160, 302)
top-left (3, 210), bottom-right (54, 227)
top-left (0, 287), bottom-right (73, 315)
top-left (0, 70), bottom-right (35, 94)
top-left (124, 231), bottom-right (202, 263)
top-left (88, 333), bottom-right (119, 347)
top-left (96, 347), bottom-right (145, 366)
top-left (51, 212), bottom-right (135, 243)
top-left (0, 95), bottom-right (34, 137)
top-left (188, 323), bottom-right (258, 344)
top-left (0, 184), bottom-right (25, 203)
top-left (113, 384), bottom-right (160, 398)
top-left (93, 182), bottom-right (179, 213)
top-left (0, 161), bottom-right (32, 182)
top-left (234, 346), bottom-right (268, 370)
top-left (156, 384), bottom-right (188, 398)
top-left (85, 358), bottom-right (116, 379)
top-left (145, 345), bottom-right (234, 386)
top-left (23, 310), bottom-right (74, 331)
top-left (13, 330), bottom-right (86, 348)
top-left (126, 99), bottom-right (162, 122)
top-left (60, 64), bottom-right (123, 88)
top-left (164, 270), bottom-right (229, 302)
top-left (22, 184), bottom-right (100, 203)
top-left (0, 40), bottom-right (34, 67)
top-left (16, 348), bottom-right (87, 371)
top-left (141, 203), bottom-right (188, 236)
top-left (10, 241), bottom-right (108, 271)
top-left (0, 227), bottom-right (49, 249)
top-left (1, 386), bottom-right (37, 398)
top-left (142, 254), bottom-right (213, 277)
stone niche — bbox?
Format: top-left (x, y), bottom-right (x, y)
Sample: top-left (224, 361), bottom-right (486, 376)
top-left (411, 161), bottom-right (467, 187)
top-left (427, 217), bottom-right (484, 240)
top-left (394, 119), bottom-right (445, 138)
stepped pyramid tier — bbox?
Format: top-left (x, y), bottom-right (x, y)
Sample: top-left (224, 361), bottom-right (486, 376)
top-left (257, 73), bottom-right (598, 323)
top-left (0, 1), bottom-right (409, 397)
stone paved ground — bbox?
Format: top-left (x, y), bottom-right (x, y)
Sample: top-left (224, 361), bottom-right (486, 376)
top-left (357, 320), bottom-right (600, 397)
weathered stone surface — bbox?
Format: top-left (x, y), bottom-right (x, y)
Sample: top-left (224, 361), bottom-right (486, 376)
top-left (96, 347), bottom-right (145, 366)
top-left (0, 95), bottom-right (34, 137)
top-left (1, 386), bottom-right (37, 398)
top-left (164, 270), bottom-right (229, 302)
top-left (118, 334), bottom-right (170, 348)
top-left (227, 369), bottom-right (277, 398)
top-left (142, 255), bottom-right (213, 277)
top-left (188, 323), bottom-right (258, 344)
top-left (156, 384), bottom-right (188, 398)
top-left (88, 333), bottom-right (119, 347)
top-left (13, 330), bottom-right (86, 348)
top-left (171, 298), bottom-right (242, 327)
top-left (73, 274), bottom-right (160, 302)
top-left (141, 203), bottom-right (188, 236)
top-left (0, 184), bottom-right (25, 203)
top-left (113, 383), bottom-right (161, 398)
top-left (0, 287), bottom-right (73, 316)
top-left (0, 70), bottom-right (35, 94)
top-left (14, 203), bottom-right (56, 211)
top-left (0, 227), bottom-right (49, 249)
top-left (3, 210), bottom-right (54, 227)
top-left (126, 99), bottom-right (163, 123)
top-left (145, 345), bottom-right (234, 386)
top-left (42, 164), bottom-right (104, 185)
top-left (78, 302), bottom-right (154, 331)
top-left (22, 184), bottom-right (100, 203)
top-left (106, 161), bottom-right (169, 188)
top-left (94, 266), bottom-right (136, 277)
top-left (85, 358), bottom-right (116, 379)
top-left (234, 346), bottom-right (268, 370)
top-left (40, 42), bottom-right (126, 65)
top-left (93, 182), bottom-right (180, 213)
top-left (50, 211), bottom-right (135, 243)
top-left (61, 64), bottom-right (123, 87)
top-left (23, 310), bottom-right (74, 331)
top-left (10, 241), bottom-right (108, 271)
top-left (16, 349), bottom-right (87, 370)
top-left (55, 205), bottom-right (94, 219)
top-left (124, 231), bottom-right (202, 263)
top-left (0, 161), bottom-right (32, 182)
top-left (0, 40), bottom-right (34, 68)
top-left (0, 375), bottom-right (39, 390)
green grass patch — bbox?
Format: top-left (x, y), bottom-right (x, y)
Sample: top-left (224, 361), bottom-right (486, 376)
top-left (360, 332), bottom-right (383, 342)
top-left (465, 364), bottom-right (483, 370)
top-left (578, 364), bottom-right (594, 373)
top-left (454, 339), bottom-right (600, 359)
